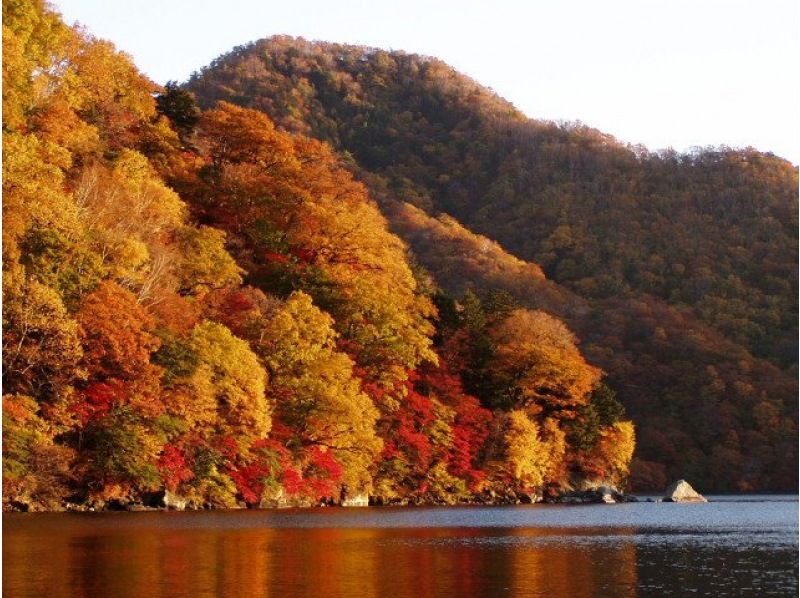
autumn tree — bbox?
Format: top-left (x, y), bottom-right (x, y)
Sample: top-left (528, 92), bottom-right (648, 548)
top-left (3, 395), bottom-right (76, 511)
top-left (2, 274), bottom-right (82, 400)
top-left (487, 309), bottom-right (601, 418)
top-left (496, 410), bottom-right (566, 491)
top-left (183, 320), bottom-right (270, 442)
top-left (68, 282), bottom-right (167, 499)
top-left (258, 291), bottom-right (381, 497)
top-left (180, 102), bottom-right (437, 385)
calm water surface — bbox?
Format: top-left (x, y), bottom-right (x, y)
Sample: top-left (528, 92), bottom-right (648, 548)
top-left (3, 495), bottom-right (797, 597)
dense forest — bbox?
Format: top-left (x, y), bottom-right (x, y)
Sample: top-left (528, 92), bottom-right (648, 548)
top-left (3, 0), bottom-right (636, 511)
top-left (186, 37), bottom-right (798, 492)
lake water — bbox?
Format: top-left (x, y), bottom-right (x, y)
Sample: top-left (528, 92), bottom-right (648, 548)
top-left (3, 496), bottom-right (797, 597)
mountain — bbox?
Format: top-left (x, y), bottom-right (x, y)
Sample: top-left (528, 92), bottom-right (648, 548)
top-left (4, 1), bottom-right (641, 511)
top-left (186, 36), bottom-right (798, 491)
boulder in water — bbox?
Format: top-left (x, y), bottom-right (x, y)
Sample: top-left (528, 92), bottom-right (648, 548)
top-left (663, 480), bottom-right (707, 502)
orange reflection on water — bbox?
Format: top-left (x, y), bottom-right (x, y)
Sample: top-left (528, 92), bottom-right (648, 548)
top-left (509, 527), bottom-right (638, 597)
top-left (4, 512), bottom-right (641, 598)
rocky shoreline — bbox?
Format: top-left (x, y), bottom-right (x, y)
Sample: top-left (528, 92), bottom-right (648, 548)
top-left (5, 480), bottom-right (706, 513)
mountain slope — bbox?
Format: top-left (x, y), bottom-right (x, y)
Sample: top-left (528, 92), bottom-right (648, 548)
top-left (187, 36), bottom-right (798, 491)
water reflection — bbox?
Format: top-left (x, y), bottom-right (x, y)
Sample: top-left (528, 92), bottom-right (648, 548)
top-left (3, 504), bottom-right (797, 598)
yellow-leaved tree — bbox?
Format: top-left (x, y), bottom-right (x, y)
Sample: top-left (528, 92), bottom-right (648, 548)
top-left (596, 421), bottom-right (636, 487)
top-left (184, 321), bottom-right (270, 444)
top-left (488, 309), bottom-right (601, 419)
top-left (259, 291), bottom-right (382, 495)
top-left (503, 410), bottom-right (566, 490)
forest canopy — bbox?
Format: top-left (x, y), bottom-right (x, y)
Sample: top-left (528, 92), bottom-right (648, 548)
top-left (186, 36), bottom-right (798, 492)
top-left (3, 1), bottom-right (641, 511)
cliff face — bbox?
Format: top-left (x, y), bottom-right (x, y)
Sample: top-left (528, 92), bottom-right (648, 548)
top-left (187, 37), bottom-right (798, 491)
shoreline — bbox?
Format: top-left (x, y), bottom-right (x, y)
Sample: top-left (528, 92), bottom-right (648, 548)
top-left (4, 488), bottom-right (646, 513)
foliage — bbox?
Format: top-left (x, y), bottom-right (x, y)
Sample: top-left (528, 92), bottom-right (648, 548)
top-left (2, 273), bottom-right (82, 399)
top-left (2, 394), bottom-right (75, 510)
top-left (184, 320), bottom-right (270, 442)
top-left (187, 36), bottom-right (796, 492)
top-left (0, 4), bottom-right (646, 509)
top-left (486, 309), bottom-right (601, 416)
top-left (501, 411), bottom-right (561, 491)
top-left (155, 82), bottom-right (200, 142)
top-left (256, 291), bottom-right (381, 494)
top-left (175, 101), bottom-right (437, 384)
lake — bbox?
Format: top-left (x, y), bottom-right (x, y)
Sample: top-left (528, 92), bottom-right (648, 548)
top-left (3, 495), bottom-right (797, 597)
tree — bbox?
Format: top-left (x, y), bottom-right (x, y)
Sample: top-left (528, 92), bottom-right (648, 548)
top-left (80, 407), bottom-right (164, 498)
top-left (64, 38), bottom-right (158, 150)
top-left (568, 382), bottom-right (626, 451)
top-left (2, 132), bottom-right (79, 265)
top-left (416, 360), bottom-right (491, 489)
top-left (259, 292), bottom-right (381, 495)
top-left (2, 394), bottom-right (76, 511)
top-left (184, 320), bottom-right (270, 443)
top-left (77, 281), bottom-right (160, 383)
top-left (487, 309), bottom-right (601, 418)
top-left (155, 82), bottom-right (200, 142)
top-left (2, 273), bottom-right (82, 399)
top-left (174, 225), bottom-right (243, 296)
top-left (2, 0), bottom-right (73, 132)
top-left (502, 410), bottom-right (558, 490)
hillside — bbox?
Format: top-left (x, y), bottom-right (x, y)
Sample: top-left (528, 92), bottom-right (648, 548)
top-left (187, 37), bottom-right (798, 491)
top-left (3, 0), bottom-right (637, 511)
top-left (374, 198), bottom-right (586, 319)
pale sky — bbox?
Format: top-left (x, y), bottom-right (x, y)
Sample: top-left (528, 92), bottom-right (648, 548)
top-left (51, 0), bottom-right (799, 164)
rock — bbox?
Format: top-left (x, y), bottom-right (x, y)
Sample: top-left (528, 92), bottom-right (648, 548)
top-left (105, 498), bottom-right (130, 511)
top-left (259, 491), bottom-right (313, 509)
top-left (142, 490), bottom-right (188, 510)
top-left (341, 493), bottom-right (369, 507)
top-left (554, 484), bottom-right (640, 504)
top-left (597, 486), bottom-right (617, 503)
top-left (663, 480), bottom-right (707, 503)
top-left (8, 500), bottom-right (30, 512)
top-left (617, 493), bottom-right (640, 503)
top-left (159, 491), bottom-right (185, 510)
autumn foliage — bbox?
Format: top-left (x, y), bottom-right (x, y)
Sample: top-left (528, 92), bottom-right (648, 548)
top-left (6, 0), bottom-right (712, 512)
top-left (187, 36), bottom-right (797, 493)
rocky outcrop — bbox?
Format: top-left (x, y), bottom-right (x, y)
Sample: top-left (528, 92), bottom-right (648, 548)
top-left (141, 490), bottom-right (189, 510)
top-left (663, 480), bottom-right (707, 502)
top-left (258, 488), bottom-right (314, 509)
top-left (552, 485), bottom-right (639, 504)
top-left (342, 494), bottom-right (369, 507)
top-left (164, 491), bottom-right (189, 510)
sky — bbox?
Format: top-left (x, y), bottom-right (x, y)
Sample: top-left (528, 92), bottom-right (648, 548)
top-left (51, 0), bottom-right (799, 164)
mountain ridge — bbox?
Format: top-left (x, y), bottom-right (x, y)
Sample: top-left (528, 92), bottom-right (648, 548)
top-left (186, 36), bottom-right (798, 491)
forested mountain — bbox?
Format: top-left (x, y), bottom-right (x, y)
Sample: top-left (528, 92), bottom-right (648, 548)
top-left (186, 36), bottom-right (798, 491)
top-left (3, 0), bottom-right (636, 511)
